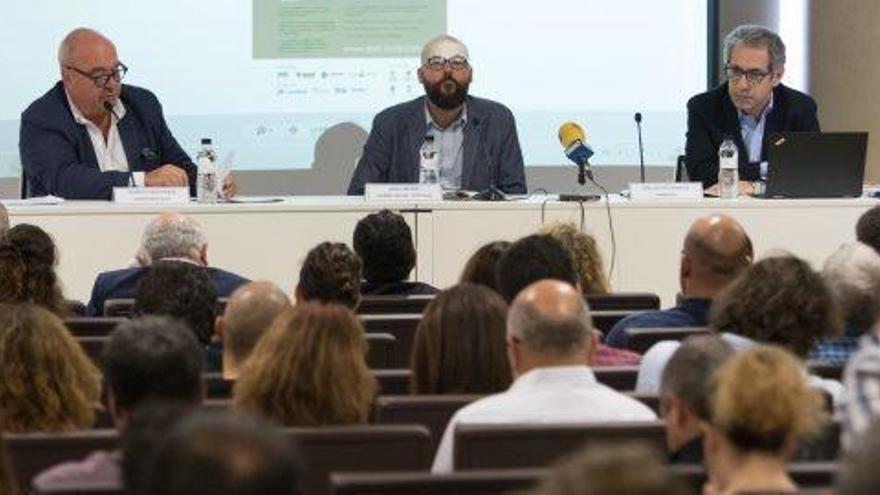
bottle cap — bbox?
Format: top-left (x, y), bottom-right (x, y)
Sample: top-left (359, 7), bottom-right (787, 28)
top-left (201, 138), bottom-right (212, 145)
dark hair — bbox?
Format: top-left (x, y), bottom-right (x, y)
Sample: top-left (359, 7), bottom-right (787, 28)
top-left (459, 240), bottom-right (510, 292)
top-left (857, 204), bottom-right (880, 255)
top-left (298, 242), bottom-right (362, 310)
top-left (103, 316), bottom-right (203, 411)
top-left (0, 224), bottom-right (66, 315)
top-left (142, 411), bottom-right (301, 495)
top-left (353, 210), bottom-right (415, 283)
top-left (495, 234), bottom-right (577, 303)
top-left (660, 335), bottom-right (734, 421)
top-left (710, 255), bottom-right (842, 358)
top-left (410, 284), bottom-right (511, 394)
top-left (134, 261), bottom-right (218, 345)
top-left (0, 432), bottom-right (18, 495)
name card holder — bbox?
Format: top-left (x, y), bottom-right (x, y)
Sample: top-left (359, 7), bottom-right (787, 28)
top-left (628, 182), bottom-right (703, 200)
top-left (365, 183), bottom-right (443, 202)
top-left (113, 187), bottom-right (190, 205)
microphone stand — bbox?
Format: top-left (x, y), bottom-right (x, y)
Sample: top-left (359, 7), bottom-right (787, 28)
top-left (635, 112), bottom-right (645, 183)
top-left (560, 158), bottom-right (600, 202)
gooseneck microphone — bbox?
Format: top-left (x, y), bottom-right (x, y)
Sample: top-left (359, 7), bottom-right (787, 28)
top-left (472, 118), bottom-right (506, 201)
top-left (634, 112), bottom-right (645, 183)
top-left (558, 121), bottom-right (594, 184)
top-left (103, 100), bottom-right (120, 121)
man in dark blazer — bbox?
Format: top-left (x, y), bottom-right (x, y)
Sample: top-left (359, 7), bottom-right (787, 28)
top-left (19, 28), bottom-right (234, 199)
top-left (86, 212), bottom-right (249, 316)
top-left (348, 35), bottom-right (526, 195)
top-left (685, 25), bottom-right (819, 191)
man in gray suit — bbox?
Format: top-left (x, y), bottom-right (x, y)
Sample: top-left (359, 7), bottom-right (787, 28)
top-left (348, 35), bottom-right (526, 195)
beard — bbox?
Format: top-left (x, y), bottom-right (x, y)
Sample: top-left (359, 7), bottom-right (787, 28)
top-left (424, 77), bottom-right (469, 110)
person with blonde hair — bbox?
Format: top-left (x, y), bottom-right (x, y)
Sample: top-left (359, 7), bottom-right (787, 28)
top-left (702, 344), bottom-right (826, 494)
top-left (0, 303), bottom-right (101, 432)
top-left (234, 303), bottom-right (377, 426)
top-left (537, 222), bottom-right (609, 294)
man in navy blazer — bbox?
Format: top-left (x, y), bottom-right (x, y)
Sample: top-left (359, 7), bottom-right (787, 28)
top-left (348, 35), bottom-right (526, 195)
top-left (86, 212), bottom-right (249, 316)
top-left (685, 25), bottom-right (820, 191)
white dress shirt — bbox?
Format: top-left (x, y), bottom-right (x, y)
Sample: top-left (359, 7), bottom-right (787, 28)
top-left (430, 365), bottom-right (657, 473)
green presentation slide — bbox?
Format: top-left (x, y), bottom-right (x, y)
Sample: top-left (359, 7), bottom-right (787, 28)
top-left (253, 0), bottom-right (447, 59)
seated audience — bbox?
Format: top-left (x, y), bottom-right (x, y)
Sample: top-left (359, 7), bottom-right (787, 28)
top-left (0, 224), bottom-right (68, 315)
top-left (215, 281), bottom-right (291, 380)
top-left (234, 303), bottom-right (377, 426)
top-left (353, 209), bottom-right (438, 295)
top-left (140, 411), bottom-right (301, 495)
top-left (294, 241), bottom-right (362, 310)
top-left (431, 280), bottom-right (656, 473)
top-left (0, 303), bottom-right (100, 432)
top-left (838, 418), bottom-right (880, 494)
top-left (410, 283), bottom-right (511, 394)
top-left (856, 203), bottom-right (880, 255)
top-left (33, 316), bottom-right (204, 491)
top-left (533, 442), bottom-right (686, 495)
top-left (702, 345), bottom-right (825, 495)
top-left (496, 234), bottom-right (642, 366)
top-left (659, 335), bottom-right (734, 464)
top-left (459, 240), bottom-right (510, 292)
top-left (537, 221), bottom-right (610, 294)
top-left (811, 242), bottom-right (880, 365)
top-left (606, 214), bottom-right (752, 348)
top-left (86, 212), bottom-right (249, 316)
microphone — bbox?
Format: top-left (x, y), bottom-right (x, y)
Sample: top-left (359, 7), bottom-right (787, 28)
top-left (103, 100), bottom-right (120, 121)
top-left (471, 118), bottom-right (506, 201)
top-left (634, 112), bottom-right (645, 183)
top-left (558, 121), bottom-right (594, 184)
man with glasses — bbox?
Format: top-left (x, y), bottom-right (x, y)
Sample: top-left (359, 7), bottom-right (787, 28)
top-left (20, 28), bottom-right (235, 199)
top-left (348, 34), bottom-right (526, 195)
top-left (684, 24), bottom-right (819, 192)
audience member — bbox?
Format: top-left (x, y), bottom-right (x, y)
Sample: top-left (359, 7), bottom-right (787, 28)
top-left (0, 202), bottom-right (8, 234)
top-left (702, 345), bottom-right (825, 494)
top-left (234, 303), bottom-right (377, 426)
top-left (811, 242), bottom-right (880, 365)
top-left (856, 204), bottom-right (880, 255)
top-left (537, 221), bottom-right (610, 294)
top-left (659, 335), bottom-right (734, 464)
top-left (215, 281), bottom-right (291, 380)
top-left (495, 234), bottom-right (642, 366)
top-left (431, 280), bottom-right (656, 473)
top-left (0, 433), bottom-right (19, 495)
top-left (295, 241), bottom-right (362, 310)
top-left (0, 224), bottom-right (68, 315)
top-left (0, 303), bottom-right (100, 432)
top-left (353, 209), bottom-right (438, 295)
top-left (838, 418), bottom-right (880, 495)
top-left (410, 283), bottom-right (511, 394)
top-left (33, 316), bottom-right (204, 491)
top-left (86, 212), bottom-right (249, 316)
top-left (459, 240), bottom-right (510, 292)
top-left (606, 214), bottom-right (752, 348)
top-left (532, 442), bottom-right (686, 495)
top-left (140, 411), bottom-right (301, 495)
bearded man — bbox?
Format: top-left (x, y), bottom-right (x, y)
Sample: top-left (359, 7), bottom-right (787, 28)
top-left (347, 35), bottom-right (526, 195)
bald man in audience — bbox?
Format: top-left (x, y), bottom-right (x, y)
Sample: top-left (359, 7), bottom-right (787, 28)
top-left (215, 281), bottom-right (291, 380)
top-left (606, 214), bottom-right (753, 348)
top-left (431, 279), bottom-right (656, 473)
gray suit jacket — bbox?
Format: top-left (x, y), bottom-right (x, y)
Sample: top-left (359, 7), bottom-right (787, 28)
top-left (347, 96), bottom-right (526, 195)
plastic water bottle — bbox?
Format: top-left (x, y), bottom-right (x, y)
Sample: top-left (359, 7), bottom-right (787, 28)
top-left (196, 138), bottom-right (217, 203)
top-left (718, 138), bottom-right (739, 199)
top-left (419, 135), bottom-right (439, 185)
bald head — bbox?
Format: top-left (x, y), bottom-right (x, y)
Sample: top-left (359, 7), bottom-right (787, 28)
top-left (421, 34), bottom-right (469, 65)
top-left (140, 213), bottom-right (207, 265)
top-left (508, 279), bottom-right (593, 357)
top-left (681, 214), bottom-right (753, 293)
top-left (58, 28), bottom-right (115, 67)
top-left (221, 281), bottom-right (291, 364)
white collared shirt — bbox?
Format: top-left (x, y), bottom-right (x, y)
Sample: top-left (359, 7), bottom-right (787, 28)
top-left (424, 103), bottom-right (467, 190)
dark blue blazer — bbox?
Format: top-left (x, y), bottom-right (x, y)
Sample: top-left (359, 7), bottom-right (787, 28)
top-left (347, 95), bottom-right (526, 195)
top-left (19, 82), bottom-right (197, 199)
top-left (86, 265), bottom-right (250, 316)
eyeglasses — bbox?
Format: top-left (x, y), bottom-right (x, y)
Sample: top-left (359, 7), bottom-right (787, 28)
top-left (424, 55), bottom-right (469, 72)
top-left (65, 62), bottom-right (128, 88)
top-left (724, 65), bottom-right (772, 86)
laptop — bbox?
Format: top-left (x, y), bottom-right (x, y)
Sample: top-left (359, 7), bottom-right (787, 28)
top-left (762, 132), bottom-right (868, 198)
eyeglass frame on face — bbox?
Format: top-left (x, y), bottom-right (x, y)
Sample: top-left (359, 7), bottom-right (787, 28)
top-left (65, 62), bottom-right (128, 88)
top-left (723, 64), bottom-right (775, 86)
top-left (423, 55), bottom-right (470, 72)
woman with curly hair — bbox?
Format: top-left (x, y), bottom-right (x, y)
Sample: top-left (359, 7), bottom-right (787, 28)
top-left (233, 302), bottom-right (377, 426)
top-left (538, 222), bottom-right (610, 294)
top-left (459, 240), bottom-right (511, 293)
top-left (294, 241), bottom-right (362, 310)
top-left (0, 224), bottom-right (67, 316)
top-left (0, 303), bottom-right (101, 432)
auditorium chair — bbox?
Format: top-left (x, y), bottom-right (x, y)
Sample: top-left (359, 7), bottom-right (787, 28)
top-left (62, 300), bottom-right (87, 316)
top-left (364, 333), bottom-right (397, 369)
top-left (5, 429), bottom-right (118, 491)
top-left (357, 295), bottom-right (434, 315)
top-left (34, 486), bottom-right (122, 494)
top-left (585, 292), bottom-right (660, 311)
top-left (76, 336), bottom-right (108, 364)
top-left (626, 392), bottom-right (661, 414)
top-left (591, 310), bottom-right (644, 333)
top-left (669, 462), bottom-right (839, 493)
top-left (64, 317), bottom-right (127, 337)
top-left (360, 314), bottom-right (421, 367)
top-left (201, 369), bottom-right (413, 399)
top-left (372, 395), bottom-right (482, 450)
top-left (592, 365), bottom-right (639, 390)
top-left (332, 468), bottom-right (544, 495)
top-left (622, 326), bottom-right (711, 353)
top-left (807, 361), bottom-right (844, 381)
top-left (103, 297), bottom-right (228, 317)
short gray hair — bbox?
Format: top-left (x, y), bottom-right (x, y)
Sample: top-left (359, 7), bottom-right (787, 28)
top-left (723, 24), bottom-right (786, 72)
top-left (823, 242), bottom-right (880, 334)
top-left (140, 215), bottom-right (207, 264)
top-left (660, 335), bottom-right (734, 421)
top-left (507, 291), bottom-right (592, 356)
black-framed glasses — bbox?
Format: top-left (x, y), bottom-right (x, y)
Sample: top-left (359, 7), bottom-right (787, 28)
top-left (65, 62), bottom-right (128, 88)
top-left (424, 55), bottom-right (469, 72)
top-left (724, 65), bottom-right (771, 86)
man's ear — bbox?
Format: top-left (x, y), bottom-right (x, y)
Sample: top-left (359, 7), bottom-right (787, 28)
top-left (417, 67), bottom-right (425, 84)
top-left (214, 315), bottom-right (224, 339)
top-left (198, 245), bottom-right (208, 266)
top-left (586, 331), bottom-right (599, 366)
top-left (293, 284), bottom-right (304, 305)
top-left (771, 68), bottom-right (785, 87)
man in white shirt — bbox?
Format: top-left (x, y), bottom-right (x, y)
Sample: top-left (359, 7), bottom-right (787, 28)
top-left (431, 279), bottom-right (657, 473)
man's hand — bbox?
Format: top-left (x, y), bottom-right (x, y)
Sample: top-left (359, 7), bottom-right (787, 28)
top-left (704, 180), bottom-right (756, 197)
top-left (145, 164), bottom-right (188, 187)
top-left (220, 172), bottom-right (237, 199)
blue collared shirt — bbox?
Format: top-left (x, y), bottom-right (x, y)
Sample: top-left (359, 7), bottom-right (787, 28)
top-left (425, 104), bottom-right (467, 190)
top-left (738, 93), bottom-right (774, 180)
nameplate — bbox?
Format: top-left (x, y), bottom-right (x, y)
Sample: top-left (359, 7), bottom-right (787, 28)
top-left (364, 183), bottom-right (443, 202)
top-left (113, 187), bottom-right (190, 204)
top-left (628, 182), bottom-right (703, 200)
